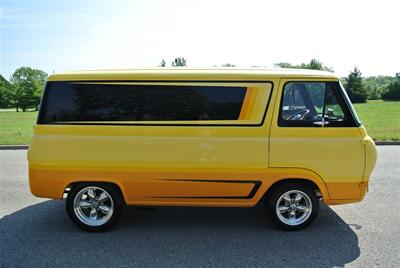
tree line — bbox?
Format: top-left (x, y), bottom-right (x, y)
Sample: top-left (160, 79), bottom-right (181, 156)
top-left (0, 67), bottom-right (47, 111)
top-left (1, 58), bottom-right (399, 111)
top-left (274, 59), bottom-right (399, 103)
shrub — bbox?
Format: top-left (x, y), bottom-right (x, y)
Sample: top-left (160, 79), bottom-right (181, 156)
top-left (382, 79), bottom-right (400, 100)
top-left (345, 67), bottom-right (368, 103)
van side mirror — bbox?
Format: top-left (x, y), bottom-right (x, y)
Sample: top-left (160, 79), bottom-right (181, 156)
top-left (326, 108), bottom-right (334, 117)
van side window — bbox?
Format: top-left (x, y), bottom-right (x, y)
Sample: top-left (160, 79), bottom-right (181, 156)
top-left (279, 82), bottom-right (357, 127)
top-left (38, 82), bottom-right (247, 124)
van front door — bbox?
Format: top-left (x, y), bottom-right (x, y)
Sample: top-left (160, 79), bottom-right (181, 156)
top-left (269, 79), bottom-right (365, 200)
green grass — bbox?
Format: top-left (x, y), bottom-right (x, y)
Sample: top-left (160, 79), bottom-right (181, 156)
top-left (0, 100), bottom-right (399, 144)
top-left (0, 109), bottom-right (38, 145)
top-left (354, 100), bottom-right (400, 141)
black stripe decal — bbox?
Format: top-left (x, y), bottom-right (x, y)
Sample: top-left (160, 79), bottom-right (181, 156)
top-left (151, 179), bottom-right (261, 199)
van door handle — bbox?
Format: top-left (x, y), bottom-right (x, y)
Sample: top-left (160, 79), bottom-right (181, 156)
top-left (313, 121), bottom-right (329, 126)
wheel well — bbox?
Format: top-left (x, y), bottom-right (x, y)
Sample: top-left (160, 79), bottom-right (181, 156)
top-left (63, 181), bottom-right (124, 203)
top-left (260, 178), bottom-right (321, 204)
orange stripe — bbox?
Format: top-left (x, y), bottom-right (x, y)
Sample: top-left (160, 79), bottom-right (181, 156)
top-left (239, 87), bottom-right (254, 120)
top-left (247, 87), bottom-right (260, 120)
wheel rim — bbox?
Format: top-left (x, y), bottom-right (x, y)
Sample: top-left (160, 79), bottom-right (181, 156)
top-left (275, 190), bottom-right (312, 226)
top-left (73, 186), bottom-right (114, 226)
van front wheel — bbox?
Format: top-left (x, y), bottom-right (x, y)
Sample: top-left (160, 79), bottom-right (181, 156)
top-left (267, 183), bottom-right (319, 231)
top-left (66, 183), bottom-right (123, 232)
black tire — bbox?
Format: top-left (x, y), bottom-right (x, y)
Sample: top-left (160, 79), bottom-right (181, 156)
top-left (66, 183), bottom-right (124, 232)
top-left (266, 182), bottom-right (319, 231)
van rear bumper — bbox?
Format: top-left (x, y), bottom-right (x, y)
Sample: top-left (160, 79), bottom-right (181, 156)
top-left (324, 181), bottom-right (368, 205)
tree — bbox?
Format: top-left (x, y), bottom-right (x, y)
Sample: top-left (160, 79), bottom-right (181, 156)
top-left (274, 59), bottom-right (334, 72)
top-left (9, 67), bottom-right (48, 111)
top-left (345, 67), bottom-right (368, 103)
top-left (222, 63), bottom-right (236, 67)
top-left (274, 62), bottom-right (295, 68)
top-left (171, 57), bottom-right (187, 67)
top-left (0, 75), bottom-right (12, 108)
top-left (382, 73), bottom-right (400, 100)
top-left (363, 75), bottom-right (394, 100)
top-left (11, 79), bottom-right (35, 112)
top-left (159, 59), bottom-right (166, 67)
top-left (300, 59), bottom-right (334, 72)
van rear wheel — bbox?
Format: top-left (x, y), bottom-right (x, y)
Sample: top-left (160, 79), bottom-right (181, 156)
top-left (66, 183), bottom-right (123, 232)
top-left (267, 183), bottom-right (319, 231)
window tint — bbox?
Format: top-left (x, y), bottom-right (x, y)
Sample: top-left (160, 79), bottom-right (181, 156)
top-left (38, 82), bottom-right (247, 124)
top-left (279, 82), bottom-right (356, 127)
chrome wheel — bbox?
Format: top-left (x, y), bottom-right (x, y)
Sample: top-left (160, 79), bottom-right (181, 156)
top-left (73, 186), bottom-right (114, 227)
top-left (275, 190), bottom-right (312, 226)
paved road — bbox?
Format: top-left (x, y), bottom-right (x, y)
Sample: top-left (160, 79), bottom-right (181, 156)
top-left (1, 147), bottom-right (399, 267)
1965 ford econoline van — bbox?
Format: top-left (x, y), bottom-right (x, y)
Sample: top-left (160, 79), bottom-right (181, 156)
top-left (28, 68), bottom-right (377, 231)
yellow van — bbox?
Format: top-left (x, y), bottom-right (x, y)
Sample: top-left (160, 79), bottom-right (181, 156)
top-left (28, 69), bottom-right (377, 231)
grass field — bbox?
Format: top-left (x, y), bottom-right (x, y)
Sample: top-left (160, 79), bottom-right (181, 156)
top-left (353, 100), bottom-right (400, 141)
top-left (0, 100), bottom-right (399, 144)
top-left (0, 110), bottom-right (38, 145)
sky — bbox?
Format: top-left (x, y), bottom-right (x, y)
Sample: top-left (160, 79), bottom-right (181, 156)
top-left (0, 0), bottom-right (399, 79)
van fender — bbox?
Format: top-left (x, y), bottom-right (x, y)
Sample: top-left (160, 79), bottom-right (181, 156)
top-left (255, 167), bottom-right (331, 204)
